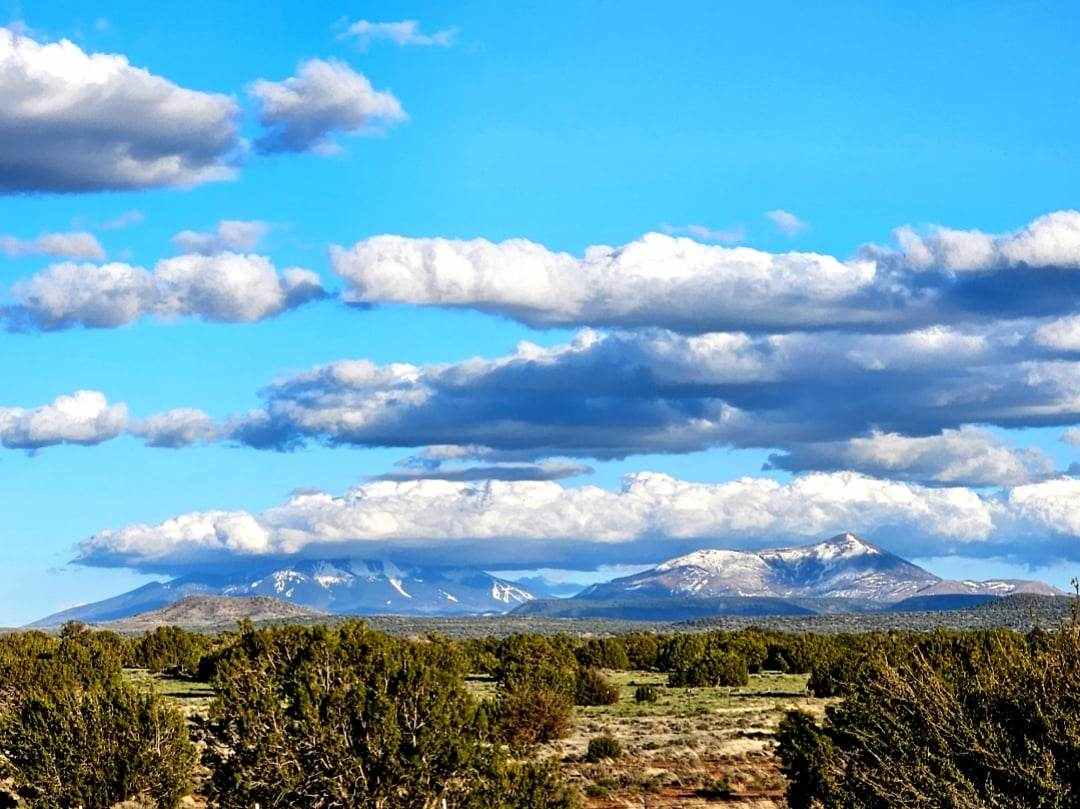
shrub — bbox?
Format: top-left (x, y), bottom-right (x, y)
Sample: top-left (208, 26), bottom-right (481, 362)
top-left (668, 649), bottom-right (748, 688)
top-left (622, 632), bottom-right (661, 671)
top-left (696, 774), bottom-right (734, 799)
top-left (575, 638), bottom-right (629, 670)
top-left (0, 679), bottom-right (195, 809)
top-left (776, 626), bottom-right (1080, 808)
top-left (634, 684), bottom-right (659, 703)
top-left (495, 634), bottom-right (580, 696)
top-left (495, 683), bottom-right (573, 748)
top-left (130, 625), bottom-right (212, 676)
top-left (585, 734), bottom-right (622, 762)
top-left (461, 755), bottom-right (582, 809)
top-left (576, 667), bottom-right (619, 706)
top-left (206, 621), bottom-right (574, 807)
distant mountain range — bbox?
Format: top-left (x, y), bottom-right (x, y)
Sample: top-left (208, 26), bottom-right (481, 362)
top-left (32, 559), bottom-right (534, 626)
top-left (515, 533), bottom-right (1063, 620)
top-left (33, 533), bottom-right (1064, 626)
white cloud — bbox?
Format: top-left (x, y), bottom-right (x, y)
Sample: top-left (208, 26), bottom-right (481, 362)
top-left (331, 232), bottom-right (880, 332)
top-left (249, 59), bottom-right (406, 155)
top-left (7, 253), bottom-right (325, 329)
top-left (1062, 428), bottom-right (1080, 447)
top-left (765, 209), bottom-right (808, 236)
top-left (342, 19), bottom-right (458, 49)
top-left (0, 231), bottom-right (105, 260)
top-left (767, 428), bottom-right (1055, 487)
top-left (74, 470), bottom-right (1032, 573)
top-left (0, 390), bottom-right (127, 449)
top-left (171, 220), bottom-right (268, 254)
top-left (0, 28), bottom-right (239, 192)
top-left (332, 210), bottom-right (1080, 333)
top-left (876, 210), bottom-right (1080, 273)
top-left (130, 408), bottom-right (218, 448)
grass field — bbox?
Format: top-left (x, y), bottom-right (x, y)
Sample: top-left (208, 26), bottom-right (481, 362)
top-left (132, 668), bottom-right (823, 807)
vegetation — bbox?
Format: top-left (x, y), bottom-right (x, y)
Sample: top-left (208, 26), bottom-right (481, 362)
top-left (634, 684), bottom-right (659, 703)
top-left (777, 623), bottom-right (1080, 807)
top-left (4, 614), bottom-right (1080, 806)
top-left (0, 626), bottom-right (194, 808)
top-left (584, 734), bottom-right (622, 762)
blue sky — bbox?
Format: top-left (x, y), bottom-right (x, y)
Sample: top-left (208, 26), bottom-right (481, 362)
top-left (3, 0), bottom-right (1080, 624)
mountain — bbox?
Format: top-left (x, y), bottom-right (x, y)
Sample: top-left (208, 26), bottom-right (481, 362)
top-left (520, 533), bottom-right (1063, 619)
top-left (106, 596), bottom-right (325, 631)
top-left (31, 559), bottom-right (534, 626)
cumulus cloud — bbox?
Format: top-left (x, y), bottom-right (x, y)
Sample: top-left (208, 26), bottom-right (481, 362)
top-left (222, 324), bottom-right (1080, 475)
top-left (765, 209), bottom-right (808, 236)
top-left (0, 231), bottom-right (104, 260)
top-left (129, 408), bottom-right (219, 448)
top-left (171, 220), bottom-right (269, 254)
top-left (342, 19), bottom-right (458, 49)
top-left (249, 59), bottom-right (406, 155)
top-left (331, 232), bottom-right (884, 332)
top-left (5, 253), bottom-right (325, 330)
top-left (766, 428), bottom-right (1055, 487)
top-left (0, 390), bottom-right (127, 449)
top-left (76, 469), bottom-right (1080, 574)
top-left (331, 210), bottom-right (1080, 333)
top-left (0, 28), bottom-right (239, 192)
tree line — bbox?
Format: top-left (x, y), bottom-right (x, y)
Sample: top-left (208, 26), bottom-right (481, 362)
top-left (1, 619), bottom-right (1078, 806)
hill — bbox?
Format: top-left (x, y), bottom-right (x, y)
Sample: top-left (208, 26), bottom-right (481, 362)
top-left (104, 595), bottom-right (326, 631)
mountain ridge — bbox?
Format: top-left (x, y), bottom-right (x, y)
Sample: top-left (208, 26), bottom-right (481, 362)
top-left (523, 533), bottom-right (1062, 620)
top-left (31, 559), bottom-right (534, 627)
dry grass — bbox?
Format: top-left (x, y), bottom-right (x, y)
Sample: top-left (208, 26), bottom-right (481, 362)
top-left (547, 670), bottom-right (827, 808)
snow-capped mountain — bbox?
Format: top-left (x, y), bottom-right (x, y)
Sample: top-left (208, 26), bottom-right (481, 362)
top-left (32, 559), bottom-right (534, 626)
top-left (577, 533), bottom-right (1061, 603)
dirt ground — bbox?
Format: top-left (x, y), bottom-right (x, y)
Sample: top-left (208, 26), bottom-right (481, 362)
top-left (549, 671), bottom-right (825, 808)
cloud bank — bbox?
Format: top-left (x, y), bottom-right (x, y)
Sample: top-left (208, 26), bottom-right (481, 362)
top-left (221, 323), bottom-right (1080, 487)
top-left (5, 253), bottom-right (325, 330)
top-left (249, 59), bottom-right (406, 155)
top-left (73, 470), bottom-right (1080, 574)
top-left (0, 28), bottom-right (239, 192)
top-left (331, 210), bottom-right (1080, 333)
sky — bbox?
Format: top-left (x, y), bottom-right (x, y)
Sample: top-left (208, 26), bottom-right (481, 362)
top-left (3, 0), bottom-right (1080, 625)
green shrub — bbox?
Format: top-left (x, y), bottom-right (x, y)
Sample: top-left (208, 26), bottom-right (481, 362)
top-left (585, 734), bottom-right (622, 762)
top-left (495, 683), bottom-right (573, 748)
top-left (634, 684), bottom-right (659, 703)
top-left (575, 638), bottom-right (630, 670)
top-left (668, 649), bottom-right (748, 688)
top-left (130, 625), bottom-right (213, 676)
top-left (776, 626), bottom-right (1080, 808)
top-left (206, 621), bottom-right (573, 807)
top-left (461, 755), bottom-right (581, 809)
top-left (621, 632), bottom-right (662, 671)
top-left (0, 679), bottom-right (195, 809)
top-left (575, 667), bottom-right (619, 706)
top-left (696, 774), bottom-right (734, 798)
